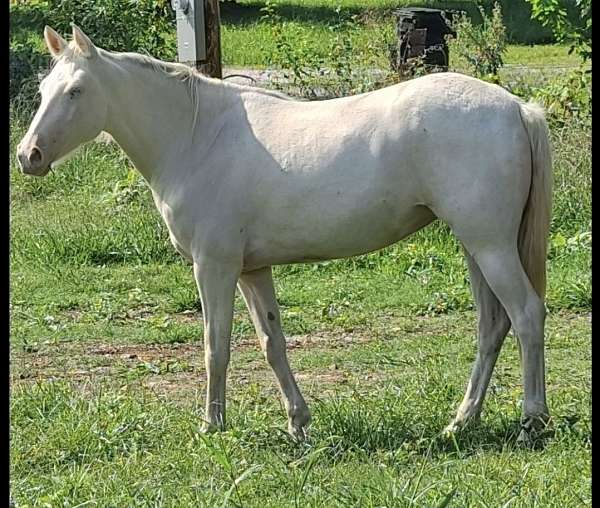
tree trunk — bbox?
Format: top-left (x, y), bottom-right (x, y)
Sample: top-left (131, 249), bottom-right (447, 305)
top-left (196, 0), bottom-right (222, 79)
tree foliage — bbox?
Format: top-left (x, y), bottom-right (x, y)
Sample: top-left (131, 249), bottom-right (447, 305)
top-left (526, 0), bottom-right (591, 62)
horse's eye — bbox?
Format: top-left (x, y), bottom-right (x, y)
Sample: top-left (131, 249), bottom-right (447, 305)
top-left (68, 87), bottom-right (82, 99)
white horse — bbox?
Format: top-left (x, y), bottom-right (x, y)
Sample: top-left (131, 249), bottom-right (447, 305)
top-left (17, 26), bottom-right (552, 441)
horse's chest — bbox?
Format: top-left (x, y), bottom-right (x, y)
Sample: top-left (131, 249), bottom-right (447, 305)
top-left (154, 195), bottom-right (194, 261)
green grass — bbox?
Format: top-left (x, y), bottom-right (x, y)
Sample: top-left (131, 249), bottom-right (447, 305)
top-left (11, 311), bottom-right (590, 506)
top-left (503, 44), bottom-right (580, 66)
top-left (9, 109), bottom-right (591, 506)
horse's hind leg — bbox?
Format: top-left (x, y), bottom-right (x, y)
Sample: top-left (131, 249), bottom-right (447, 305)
top-left (238, 267), bottom-right (311, 439)
top-left (445, 251), bottom-right (511, 433)
top-left (459, 243), bottom-right (549, 436)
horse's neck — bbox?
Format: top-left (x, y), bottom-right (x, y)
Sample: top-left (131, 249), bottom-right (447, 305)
top-left (100, 55), bottom-right (228, 187)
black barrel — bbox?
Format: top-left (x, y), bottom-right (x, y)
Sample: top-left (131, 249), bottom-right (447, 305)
top-left (391, 7), bottom-right (457, 73)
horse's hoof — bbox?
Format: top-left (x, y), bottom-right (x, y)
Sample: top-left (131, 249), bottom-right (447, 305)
top-left (288, 410), bottom-right (311, 441)
top-left (442, 421), bottom-right (461, 438)
top-left (516, 428), bottom-right (533, 446)
top-left (517, 414), bottom-right (551, 447)
top-left (200, 422), bottom-right (220, 434)
top-left (288, 422), bottom-right (310, 441)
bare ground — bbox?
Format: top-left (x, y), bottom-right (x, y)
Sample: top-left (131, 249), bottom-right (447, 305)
top-left (10, 311), bottom-right (589, 404)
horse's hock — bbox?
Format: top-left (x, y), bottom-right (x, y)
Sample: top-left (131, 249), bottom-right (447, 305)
top-left (390, 8), bottom-right (457, 74)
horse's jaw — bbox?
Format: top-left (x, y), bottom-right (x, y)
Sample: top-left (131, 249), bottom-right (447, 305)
top-left (50, 145), bottom-right (82, 169)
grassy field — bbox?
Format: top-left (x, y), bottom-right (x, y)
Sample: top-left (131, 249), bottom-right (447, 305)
top-left (10, 312), bottom-right (591, 506)
top-left (9, 115), bottom-right (591, 506)
top-left (10, 0), bottom-right (591, 505)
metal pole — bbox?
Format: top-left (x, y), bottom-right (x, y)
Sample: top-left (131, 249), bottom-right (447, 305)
top-left (172, 0), bottom-right (222, 79)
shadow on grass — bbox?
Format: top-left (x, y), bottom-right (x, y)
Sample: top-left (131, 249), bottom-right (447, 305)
top-left (234, 414), bottom-right (580, 469)
top-left (294, 399), bottom-right (590, 460)
top-left (218, 0), bottom-right (557, 46)
top-left (10, 0), bottom-right (562, 47)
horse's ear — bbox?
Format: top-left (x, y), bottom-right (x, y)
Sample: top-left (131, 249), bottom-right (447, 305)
top-left (71, 24), bottom-right (97, 58)
top-left (44, 26), bottom-right (67, 57)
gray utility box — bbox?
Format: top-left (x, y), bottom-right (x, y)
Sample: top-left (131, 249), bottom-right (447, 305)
top-left (172, 0), bottom-right (206, 63)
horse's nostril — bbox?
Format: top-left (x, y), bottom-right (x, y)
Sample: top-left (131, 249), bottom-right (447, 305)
top-left (28, 147), bottom-right (43, 166)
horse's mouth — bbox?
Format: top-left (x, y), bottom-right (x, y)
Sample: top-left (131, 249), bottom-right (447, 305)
top-left (22, 165), bottom-right (51, 177)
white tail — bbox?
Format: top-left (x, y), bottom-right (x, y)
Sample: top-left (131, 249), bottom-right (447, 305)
top-left (517, 101), bottom-right (553, 299)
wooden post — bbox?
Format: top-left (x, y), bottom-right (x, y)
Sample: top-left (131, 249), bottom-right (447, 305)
top-left (196, 0), bottom-right (222, 78)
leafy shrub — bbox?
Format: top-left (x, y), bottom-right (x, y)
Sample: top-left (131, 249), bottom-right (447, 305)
top-left (532, 68), bottom-right (591, 125)
top-left (9, 41), bottom-right (47, 109)
top-left (447, 3), bottom-right (507, 82)
top-left (502, 1), bottom-right (591, 125)
top-left (526, 0), bottom-right (591, 62)
top-left (44, 0), bottom-right (177, 60)
top-left (261, 2), bottom-right (397, 99)
top-left (260, 2), bottom-right (325, 99)
top-left (10, 0), bottom-right (177, 109)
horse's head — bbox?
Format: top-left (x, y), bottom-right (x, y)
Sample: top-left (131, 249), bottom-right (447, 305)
top-left (17, 25), bottom-right (108, 176)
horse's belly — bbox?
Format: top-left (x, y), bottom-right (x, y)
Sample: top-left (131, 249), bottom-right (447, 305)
top-left (242, 203), bottom-right (435, 270)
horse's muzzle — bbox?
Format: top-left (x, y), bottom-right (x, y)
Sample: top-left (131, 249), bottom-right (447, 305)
top-left (16, 142), bottom-right (50, 176)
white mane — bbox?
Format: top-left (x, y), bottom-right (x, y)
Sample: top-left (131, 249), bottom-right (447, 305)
top-left (105, 49), bottom-right (292, 101)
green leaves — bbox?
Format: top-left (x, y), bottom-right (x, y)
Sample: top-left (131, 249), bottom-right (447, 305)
top-left (526, 0), bottom-right (591, 62)
top-left (446, 3), bottom-right (507, 82)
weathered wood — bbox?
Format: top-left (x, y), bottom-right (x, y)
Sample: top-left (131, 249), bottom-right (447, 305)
top-left (196, 0), bottom-right (222, 79)
top-left (392, 8), bottom-right (456, 73)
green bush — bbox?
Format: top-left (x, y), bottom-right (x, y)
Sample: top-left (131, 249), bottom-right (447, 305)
top-left (510, 0), bottom-right (591, 126)
top-left (447, 3), bottom-right (507, 82)
top-left (44, 0), bottom-right (177, 60)
top-left (9, 0), bottom-right (177, 109)
top-left (533, 69), bottom-right (591, 125)
top-left (478, 0), bottom-right (582, 43)
top-left (9, 41), bottom-right (47, 108)
top-left (526, 0), bottom-right (591, 62)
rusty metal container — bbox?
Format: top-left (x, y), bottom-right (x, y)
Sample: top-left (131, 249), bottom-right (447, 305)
top-left (391, 7), bottom-right (457, 73)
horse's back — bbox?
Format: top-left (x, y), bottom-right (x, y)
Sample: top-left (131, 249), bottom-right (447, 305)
top-left (242, 72), bottom-right (525, 165)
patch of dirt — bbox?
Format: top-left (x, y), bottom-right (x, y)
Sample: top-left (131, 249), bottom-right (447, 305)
top-left (297, 368), bottom-right (349, 386)
top-left (172, 310), bottom-right (202, 324)
top-left (12, 312), bottom-right (589, 394)
top-left (86, 342), bottom-right (200, 361)
top-left (9, 327), bottom-right (379, 394)
top-left (63, 309), bottom-right (83, 321)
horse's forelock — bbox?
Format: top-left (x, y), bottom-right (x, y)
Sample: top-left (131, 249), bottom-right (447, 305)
top-left (49, 43), bottom-right (86, 69)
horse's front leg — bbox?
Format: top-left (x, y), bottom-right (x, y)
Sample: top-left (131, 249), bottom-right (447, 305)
top-left (193, 258), bottom-right (240, 432)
